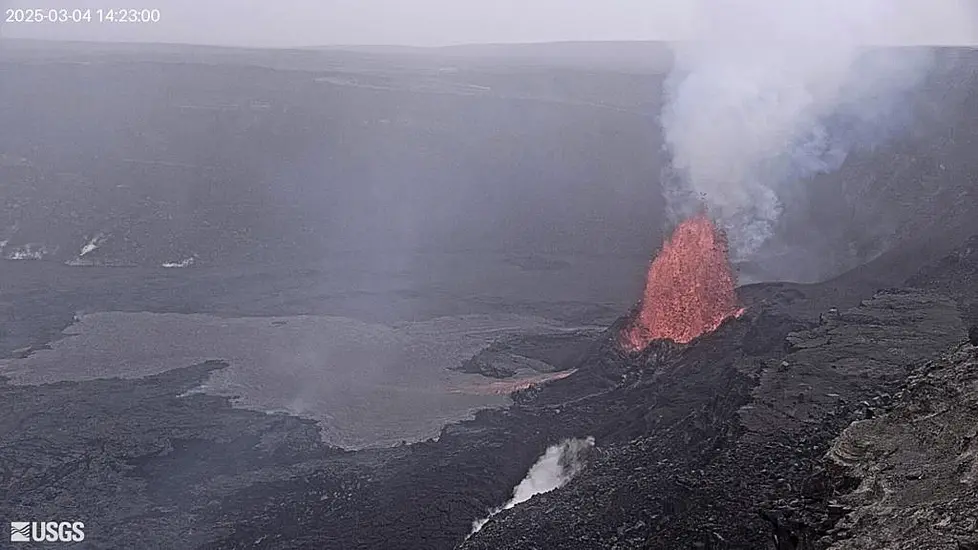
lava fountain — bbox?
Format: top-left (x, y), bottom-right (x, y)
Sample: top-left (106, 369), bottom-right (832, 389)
top-left (621, 213), bottom-right (744, 351)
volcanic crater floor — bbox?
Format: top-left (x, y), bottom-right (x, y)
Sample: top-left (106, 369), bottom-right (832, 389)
top-left (0, 310), bottom-right (589, 449)
top-left (2, 237), bottom-right (978, 549)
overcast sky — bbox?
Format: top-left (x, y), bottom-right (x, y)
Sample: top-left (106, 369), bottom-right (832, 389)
top-left (2, 0), bottom-right (977, 48)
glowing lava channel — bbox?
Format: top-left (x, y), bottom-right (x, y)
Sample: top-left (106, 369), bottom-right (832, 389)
top-left (622, 213), bottom-right (744, 351)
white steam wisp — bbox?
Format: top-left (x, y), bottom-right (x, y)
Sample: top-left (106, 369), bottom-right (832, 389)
top-left (469, 436), bottom-right (595, 537)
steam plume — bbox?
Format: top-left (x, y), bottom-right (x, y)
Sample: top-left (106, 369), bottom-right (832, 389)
top-left (661, 0), bottom-right (978, 259)
top-left (469, 437), bottom-right (595, 537)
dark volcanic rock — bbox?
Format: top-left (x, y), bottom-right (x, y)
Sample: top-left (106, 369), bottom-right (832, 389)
top-left (461, 289), bottom-right (966, 550)
top-left (0, 361), bottom-right (344, 549)
top-left (909, 235), bottom-right (978, 328)
top-left (455, 330), bottom-right (603, 379)
top-left (824, 343), bottom-right (978, 549)
top-left (4, 250), bottom-right (975, 550)
top-left (195, 281), bottom-right (968, 550)
top-left (2, 263), bottom-right (975, 550)
top-left (202, 297), bottom-right (795, 550)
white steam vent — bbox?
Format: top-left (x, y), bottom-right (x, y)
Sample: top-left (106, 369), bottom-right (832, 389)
top-left (469, 436), bottom-right (595, 537)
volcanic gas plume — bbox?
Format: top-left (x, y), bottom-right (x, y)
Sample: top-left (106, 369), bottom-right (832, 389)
top-left (661, 1), bottom-right (977, 261)
top-left (621, 214), bottom-right (743, 351)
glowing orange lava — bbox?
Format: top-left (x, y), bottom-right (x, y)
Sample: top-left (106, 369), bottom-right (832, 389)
top-left (621, 213), bottom-right (744, 351)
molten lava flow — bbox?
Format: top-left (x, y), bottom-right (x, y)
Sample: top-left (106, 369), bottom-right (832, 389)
top-left (622, 213), bottom-right (744, 351)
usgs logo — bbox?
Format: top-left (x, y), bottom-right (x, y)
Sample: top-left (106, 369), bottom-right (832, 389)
top-left (10, 521), bottom-right (85, 543)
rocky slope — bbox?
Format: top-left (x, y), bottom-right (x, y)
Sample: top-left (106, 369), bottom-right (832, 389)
top-left (459, 233), bottom-right (978, 549)
top-left (462, 288), bottom-right (966, 549)
top-left (824, 343), bottom-right (978, 550)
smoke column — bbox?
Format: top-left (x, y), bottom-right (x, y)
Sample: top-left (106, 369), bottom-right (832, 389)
top-left (469, 437), bottom-right (595, 537)
top-left (661, 0), bottom-right (978, 259)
